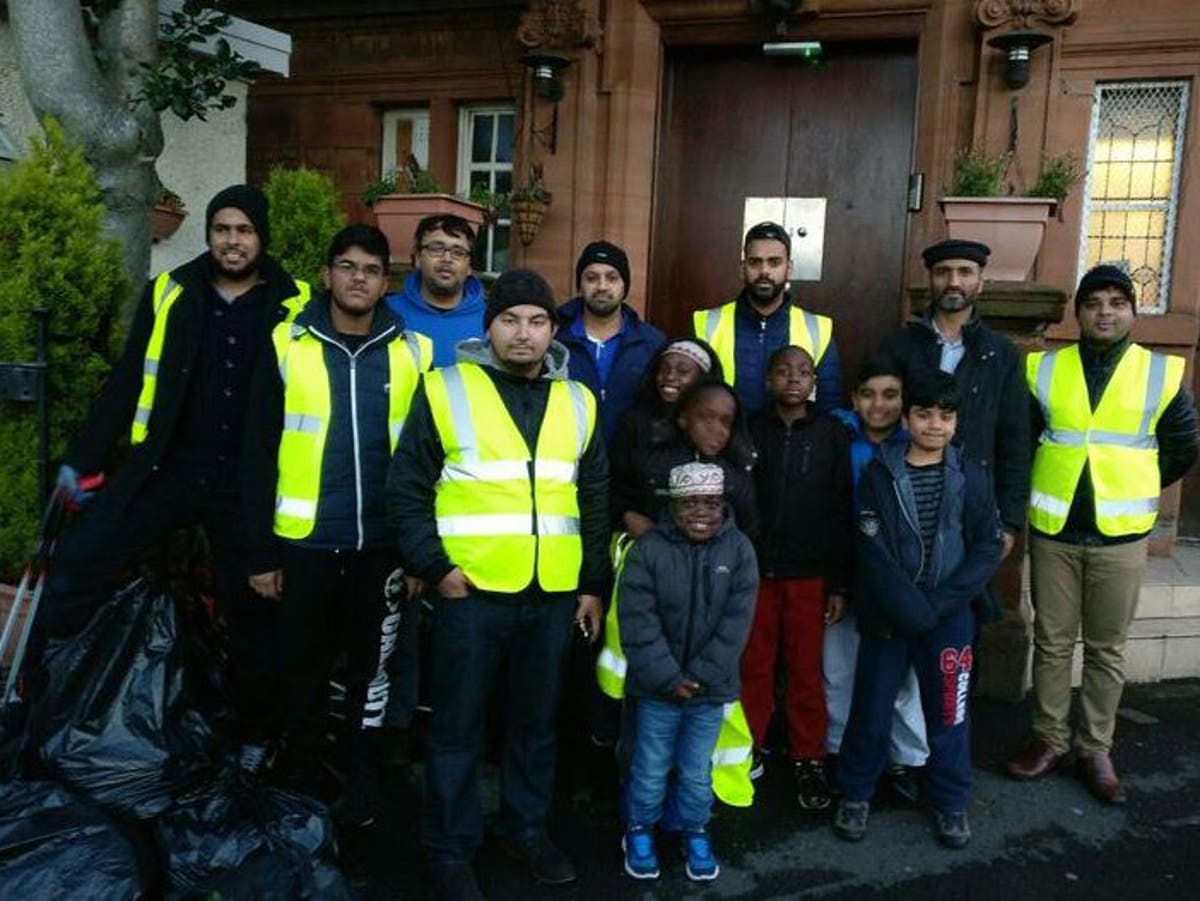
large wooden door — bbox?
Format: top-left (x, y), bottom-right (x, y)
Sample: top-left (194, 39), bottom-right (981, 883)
top-left (649, 42), bottom-right (919, 386)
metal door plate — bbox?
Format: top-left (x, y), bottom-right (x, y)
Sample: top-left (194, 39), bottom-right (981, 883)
top-left (742, 197), bottom-right (827, 281)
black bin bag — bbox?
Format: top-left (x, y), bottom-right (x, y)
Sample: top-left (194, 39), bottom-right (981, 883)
top-left (0, 779), bottom-right (150, 899)
top-left (156, 766), bottom-right (350, 899)
top-left (27, 580), bottom-right (215, 819)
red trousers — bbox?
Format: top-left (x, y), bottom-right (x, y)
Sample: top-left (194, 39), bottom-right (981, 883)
top-left (740, 576), bottom-right (828, 760)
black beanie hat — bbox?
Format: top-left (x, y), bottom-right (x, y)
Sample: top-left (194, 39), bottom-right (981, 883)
top-left (485, 268), bottom-right (557, 330)
top-left (206, 184), bottom-right (271, 250)
top-left (575, 240), bottom-right (631, 299)
top-left (1075, 264), bottom-right (1136, 314)
top-left (921, 239), bottom-right (990, 269)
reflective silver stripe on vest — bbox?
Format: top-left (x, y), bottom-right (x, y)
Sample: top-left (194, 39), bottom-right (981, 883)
top-left (1030, 490), bottom-right (1071, 517)
top-left (565, 381), bottom-right (590, 457)
top-left (1034, 352), bottom-right (1055, 414)
top-left (596, 647), bottom-right (627, 677)
top-left (154, 277), bottom-right (182, 315)
top-left (276, 496), bottom-right (317, 519)
top-left (436, 513), bottom-right (580, 537)
top-left (1095, 497), bottom-right (1159, 517)
top-left (1139, 352), bottom-right (1168, 436)
top-left (704, 309), bottom-right (720, 343)
top-left (711, 746), bottom-right (751, 767)
top-left (133, 407), bottom-right (151, 427)
top-left (439, 367), bottom-right (479, 463)
top-left (802, 308), bottom-right (821, 350)
top-left (283, 413), bottom-right (322, 435)
top-left (1041, 428), bottom-right (1158, 450)
top-left (439, 459), bottom-right (578, 483)
top-left (144, 359), bottom-right (159, 377)
top-left (404, 332), bottom-right (424, 371)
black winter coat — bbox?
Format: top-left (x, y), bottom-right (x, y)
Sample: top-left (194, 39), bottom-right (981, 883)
top-left (749, 405), bottom-right (853, 587)
top-left (618, 517), bottom-right (758, 703)
top-left (879, 313), bottom-right (1030, 532)
top-left (64, 251), bottom-right (303, 511)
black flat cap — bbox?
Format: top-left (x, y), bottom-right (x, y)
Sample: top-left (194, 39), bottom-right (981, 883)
top-left (922, 239), bottom-right (990, 269)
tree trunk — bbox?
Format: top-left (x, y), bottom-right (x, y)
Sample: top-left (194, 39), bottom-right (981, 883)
top-left (9, 0), bottom-right (164, 332)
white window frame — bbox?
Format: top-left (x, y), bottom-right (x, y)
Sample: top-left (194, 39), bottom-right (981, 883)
top-left (381, 109), bottom-right (430, 178)
top-left (457, 104), bottom-right (516, 275)
top-left (1077, 80), bottom-right (1190, 314)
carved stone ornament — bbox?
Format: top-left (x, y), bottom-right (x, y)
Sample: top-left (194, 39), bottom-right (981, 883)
top-left (517, 0), bottom-right (603, 51)
top-left (974, 0), bottom-right (1080, 30)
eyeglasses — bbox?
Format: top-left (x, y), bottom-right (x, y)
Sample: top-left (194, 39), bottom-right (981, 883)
top-left (332, 259), bottom-right (385, 279)
top-left (420, 242), bottom-right (471, 262)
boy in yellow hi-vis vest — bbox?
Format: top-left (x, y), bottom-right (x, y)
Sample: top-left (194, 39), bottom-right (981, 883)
top-left (618, 463), bottom-right (758, 883)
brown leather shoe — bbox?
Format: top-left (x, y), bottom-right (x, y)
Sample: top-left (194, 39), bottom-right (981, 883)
top-left (1006, 737), bottom-right (1067, 781)
top-left (1076, 752), bottom-right (1126, 805)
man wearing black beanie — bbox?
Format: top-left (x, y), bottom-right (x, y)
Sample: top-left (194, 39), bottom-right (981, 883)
top-left (388, 266), bottom-right (610, 898)
top-left (1007, 264), bottom-right (1197, 804)
top-left (558, 240), bottom-right (664, 445)
top-left (37, 184), bottom-right (311, 759)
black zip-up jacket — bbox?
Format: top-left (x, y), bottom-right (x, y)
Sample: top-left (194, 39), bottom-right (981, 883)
top-left (748, 403), bottom-right (852, 588)
top-left (242, 296), bottom-right (414, 574)
top-left (64, 251), bottom-right (302, 508)
top-left (879, 312), bottom-right (1030, 532)
top-left (385, 339), bottom-right (610, 599)
top-left (1031, 334), bottom-right (1199, 546)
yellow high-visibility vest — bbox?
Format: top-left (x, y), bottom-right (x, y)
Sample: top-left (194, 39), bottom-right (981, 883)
top-left (272, 320), bottom-right (431, 539)
top-left (1027, 343), bottom-right (1183, 536)
top-left (424, 363), bottom-right (596, 593)
top-left (693, 301), bottom-right (832, 387)
top-left (131, 272), bottom-right (310, 444)
top-left (597, 532), bottom-right (755, 808)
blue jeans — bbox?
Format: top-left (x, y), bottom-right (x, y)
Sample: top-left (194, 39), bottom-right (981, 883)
top-left (837, 605), bottom-right (976, 814)
top-left (626, 699), bottom-right (724, 833)
top-left (421, 592), bottom-right (575, 862)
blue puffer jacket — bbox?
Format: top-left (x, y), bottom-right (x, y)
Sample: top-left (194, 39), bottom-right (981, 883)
top-left (556, 298), bottom-right (665, 445)
top-left (854, 442), bottom-right (1003, 638)
top-left (618, 516), bottom-right (758, 703)
top-left (830, 408), bottom-right (909, 491)
top-left (385, 271), bottom-right (486, 368)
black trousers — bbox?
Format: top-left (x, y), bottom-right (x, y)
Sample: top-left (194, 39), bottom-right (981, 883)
top-left (39, 463), bottom-right (279, 738)
top-left (278, 543), bottom-right (404, 790)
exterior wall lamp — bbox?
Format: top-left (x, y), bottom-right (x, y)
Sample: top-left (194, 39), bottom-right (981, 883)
top-left (986, 29), bottom-right (1053, 90)
top-left (520, 53), bottom-right (571, 154)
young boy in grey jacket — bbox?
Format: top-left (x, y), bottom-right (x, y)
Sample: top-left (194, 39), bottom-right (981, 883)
top-left (617, 462), bottom-right (758, 882)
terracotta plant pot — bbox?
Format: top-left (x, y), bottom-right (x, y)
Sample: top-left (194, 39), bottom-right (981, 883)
top-left (939, 196), bottom-right (1056, 282)
top-left (510, 197), bottom-right (549, 247)
top-left (152, 204), bottom-right (187, 243)
top-left (370, 194), bottom-right (486, 263)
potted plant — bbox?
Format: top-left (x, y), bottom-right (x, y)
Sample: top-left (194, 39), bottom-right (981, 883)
top-left (152, 184), bottom-right (187, 242)
top-left (363, 154), bottom-right (485, 263)
top-left (939, 147), bottom-right (1078, 281)
top-left (468, 183), bottom-right (507, 228)
top-left (508, 164), bottom-right (552, 247)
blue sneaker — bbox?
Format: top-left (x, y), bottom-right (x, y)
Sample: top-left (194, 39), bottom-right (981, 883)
top-left (622, 826), bottom-right (660, 880)
top-left (681, 830), bottom-right (720, 881)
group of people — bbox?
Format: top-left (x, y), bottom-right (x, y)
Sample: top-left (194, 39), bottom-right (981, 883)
top-left (29, 183), bottom-right (1197, 901)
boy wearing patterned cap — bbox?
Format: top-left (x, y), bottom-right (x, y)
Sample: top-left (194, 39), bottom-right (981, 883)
top-left (617, 462), bottom-right (758, 882)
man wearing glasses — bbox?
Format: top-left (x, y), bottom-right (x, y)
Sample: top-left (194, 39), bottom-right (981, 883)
top-left (386, 214), bottom-right (487, 367)
top-left (243, 224), bottom-right (432, 826)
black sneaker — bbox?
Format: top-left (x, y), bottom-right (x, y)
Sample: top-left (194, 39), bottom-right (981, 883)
top-left (933, 809), bottom-right (971, 849)
top-left (888, 763), bottom-right (921, 805)
top-left (429, 861), bottom-right (485, 901)
top-left (794, 759), bottom-right (832, 810)
top-left (503, 832), bottom-right (577, 885)
top-left (749, 750), bottom-right (765, 781)
top-left (832, 799), bottom-right (869, 842)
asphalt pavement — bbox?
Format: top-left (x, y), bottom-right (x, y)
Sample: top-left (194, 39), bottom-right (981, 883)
top-left (341, 679), bottom-right (1200, 900)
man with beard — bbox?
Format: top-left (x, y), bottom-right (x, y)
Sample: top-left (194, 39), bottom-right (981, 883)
top-left (386, 214), bottom-right (487, 367)
top-left (1006, 265), bottom-right (1196, 804)
top-left (37, 184), bottom-right (310, 751)
top-left (558, 240), bottom-right (664, 444)
top-left (693, 221), bottom-right (843, 415)
top-left (879, 239), bottom-right (1029, 559)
